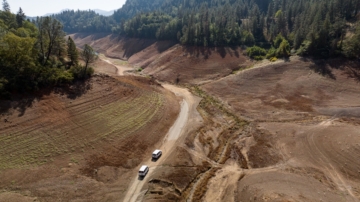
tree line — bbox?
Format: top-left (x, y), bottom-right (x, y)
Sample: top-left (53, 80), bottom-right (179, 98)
top-left (51, 0), bottom-right (360, 59)
top-left (0, 0), bottom-right (97, 97)
top-left (51, 10), bottom-right (115, 33)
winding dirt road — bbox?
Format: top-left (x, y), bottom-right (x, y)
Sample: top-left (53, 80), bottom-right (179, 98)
top-left (100, 56), bottom-right (201, 202)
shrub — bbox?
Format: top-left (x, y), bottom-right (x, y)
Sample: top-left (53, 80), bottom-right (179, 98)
top-left (274, 34), bottom-right (284, 48)
top-left (270, 57), bottom-right (277, 62)
top-left (276, 39), bottom-right (291, 57)
top-left (297, 40), bottom-right (311, 56)
top-left (342, 24), bottom-right (360, 58)
top-left (70, 65), bottom-right (94, 79)
top-left (246, 46), bottom-right (266, 60)
top-left (242, 31), bottom-right (255, 46)
top-left (266, 47), bottom-right (277, 59)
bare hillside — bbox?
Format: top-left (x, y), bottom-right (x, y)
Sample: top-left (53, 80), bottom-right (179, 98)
top-left (0, 73), bottom-right (180, 201)
top-left (71, 33), bottom-right (253, 84)
top-left (69, 34), bottom-right (360, 201)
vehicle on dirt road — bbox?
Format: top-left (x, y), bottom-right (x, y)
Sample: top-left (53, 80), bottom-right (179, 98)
top-left (152, 150), bottom-right (162, 159)
top-left (139, 165), bottom-right (149, 177)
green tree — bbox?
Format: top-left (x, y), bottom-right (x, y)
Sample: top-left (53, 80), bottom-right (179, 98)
top-left (246, 46), bottom-right (267, 60)
top-left (67, 36), bottom-right (78, 67)
top-left (36, 17), bottom-right (66, 65)
top-left (81, 44), bottom-right (97, 76)
top-left (274, 33), bottom-right (284, 48)
top-left (277, 39), bottom-right (291, 57)
top-left (342, 24), bottom-right (360, 58)
top-left (0, 32), bottom-right (36, 69)
top-left (2, 0), bottom-right (10, 12)
top-left (0, 8), bottom-right (17, 29)
top-left (16, 7), bottom-right (25, 27)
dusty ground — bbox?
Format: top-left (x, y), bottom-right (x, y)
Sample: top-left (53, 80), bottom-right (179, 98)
top-left (69, 33), bottom-right (176, 61)
top-left (67, 34), bottom-right (360, 201)
top-left (71, 33), bottom-right (253, 85)
top-left (199, 57), bottom-right (360, 202)
top-left (129, 56), bottom-right (360, 202)
top-left (0, 68), bottom-right (180, 201)
top-left (3, 33), bottom-right (360, 202)
top-left (99, 54), bottom-right (134, 76)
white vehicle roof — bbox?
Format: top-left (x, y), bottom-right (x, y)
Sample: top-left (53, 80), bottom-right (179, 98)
top-left (153, 149), bottom-right (162, 155)
top-left (139, 165), bottom-right (148, 172)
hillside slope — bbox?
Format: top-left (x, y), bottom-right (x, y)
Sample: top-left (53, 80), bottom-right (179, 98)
top-left (0, 73), bottom-right (180, 201)
top-left (70, 33), bottom-right (252, 84)
top-left (70, 33), bottom-right (360, 202)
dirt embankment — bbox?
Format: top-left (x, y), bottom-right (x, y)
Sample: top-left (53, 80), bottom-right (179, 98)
top-left (70, 33), bottom-right (253, 85)
top-left (131, 56), bottom-right (360, 202)
top-left (0, 73), bottom-right (180, 201)
top-left (69, 33), bottom-right (175, 61)
top-left (200, 57), bottom-right (360, 202)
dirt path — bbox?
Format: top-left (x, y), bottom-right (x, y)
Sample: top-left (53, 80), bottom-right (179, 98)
top-left (100, 55), bottom-right (133, 76)
top-left (101, 56), bottom-right (201, 202)
top-left (122, 86), bottom-right (197, 202)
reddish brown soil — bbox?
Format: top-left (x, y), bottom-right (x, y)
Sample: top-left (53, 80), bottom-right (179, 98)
top-left (0, 75), bottom-right (179, 201)
top-left (69, 33), bottom-right (176, 61)
top-left (200, 57), bottom-right (360, 202)
top-left (203, 57), bottom-right (360, 121)
top-left (71, 33), bottom-right (253, 85)
top-left (69, 35), bottom-right (360, 201)
top-left (141, 45), bottom-right (252, 84)
top-left (141, 56), bottom-right (360, 202)
top-left (3, 33), bottom-right (360, 202)
top-left (93, 58), bottom-right (118, 76)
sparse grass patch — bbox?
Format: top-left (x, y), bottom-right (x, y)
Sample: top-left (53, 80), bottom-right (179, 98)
top-left (70, 157), bottom-right (78, 164)
top-left (191, 86), bottom-right (247, 128)
top-left (0, 78), bottom-right (165, 170)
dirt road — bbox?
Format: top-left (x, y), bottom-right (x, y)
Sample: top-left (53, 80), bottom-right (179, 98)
top-left (101, 56), bottom-right (201, 202)
top-left (122, 86), bottom-right (197, 202)
top-left (100, 55), bottom-right (133, 76)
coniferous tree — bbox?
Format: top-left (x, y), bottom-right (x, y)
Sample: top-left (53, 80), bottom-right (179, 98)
top-left (45, 0), bottom-right (360, 58)
top-left (2, 0), bottom-right (10, 12)
top-left (67, 36), bottom-right (78, 67)
top-left (16, 7), bottom-right (25, 27)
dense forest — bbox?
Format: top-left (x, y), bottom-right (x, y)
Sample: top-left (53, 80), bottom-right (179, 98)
top-left (0, 0), bottom-right (96, 97)
top-left (51, 10), bottom-right (115, 33)
top-left (51, 0), bottom-right (360, 59)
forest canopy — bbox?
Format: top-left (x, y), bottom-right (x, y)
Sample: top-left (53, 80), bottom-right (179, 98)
top-left (51, 0), bottom-right (360, 58)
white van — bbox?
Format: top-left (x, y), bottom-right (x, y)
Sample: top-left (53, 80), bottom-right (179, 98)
top-left (152, 150), bottom-right (162, 159)
top-left (139, 165), bottom-right (149, 177)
